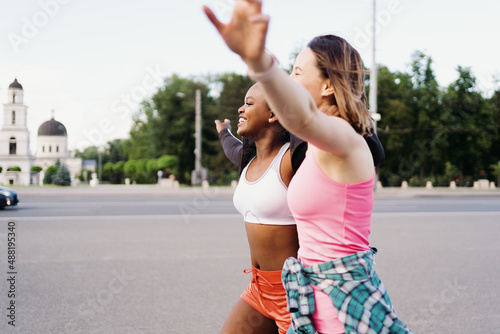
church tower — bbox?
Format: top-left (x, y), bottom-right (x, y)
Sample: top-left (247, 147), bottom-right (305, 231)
top-left (0, 79), bottom-right (34, 185)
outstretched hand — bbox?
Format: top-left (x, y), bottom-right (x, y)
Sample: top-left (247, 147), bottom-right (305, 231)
top-left (215, 119), bottom-right (231, 133)
top-left (203, 0), bottom-right (271, 71)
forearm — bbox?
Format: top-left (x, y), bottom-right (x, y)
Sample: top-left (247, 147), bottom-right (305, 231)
top-left (248, 58), bottom-right (353, 154)
top-left (218, 128), bottom-right (243, 167)
top-left (248, 58), bottom-right (317, 135)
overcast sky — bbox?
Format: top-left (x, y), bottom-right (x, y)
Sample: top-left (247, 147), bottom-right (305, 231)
top-left (1, 0), bottom-right (498, 152)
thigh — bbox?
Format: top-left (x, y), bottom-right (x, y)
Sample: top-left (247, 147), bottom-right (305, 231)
top-left (221, 298), bottom-right (279, 334)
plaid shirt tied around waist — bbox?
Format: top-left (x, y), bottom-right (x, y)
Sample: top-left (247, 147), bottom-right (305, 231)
top-left (282, 249), bottom-right (413, 334)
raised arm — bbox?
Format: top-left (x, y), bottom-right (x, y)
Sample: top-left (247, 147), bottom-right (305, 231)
top-left (204, 1), bottom-right (362, 156)
top-left (215, 119), bottom-right (243, 168)
top-left (247, 58), bottom-right (360, 156)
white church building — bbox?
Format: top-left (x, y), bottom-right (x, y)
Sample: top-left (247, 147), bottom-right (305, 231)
top-left (0, 79), bottom-right (83, 186)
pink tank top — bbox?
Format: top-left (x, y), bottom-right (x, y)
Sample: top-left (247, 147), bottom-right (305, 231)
top-left (287, 151), bottom-right (375, 334)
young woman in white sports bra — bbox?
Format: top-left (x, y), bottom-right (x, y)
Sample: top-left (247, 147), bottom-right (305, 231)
top-left (215, 83), bottom-right (298, 334)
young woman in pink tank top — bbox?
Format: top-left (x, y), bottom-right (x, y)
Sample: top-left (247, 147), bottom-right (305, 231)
top-left (205, 2), bottom-right (413, 333)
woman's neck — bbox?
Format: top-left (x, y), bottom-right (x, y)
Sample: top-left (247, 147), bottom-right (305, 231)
top-left (253, 132), bottom-right (287, 161)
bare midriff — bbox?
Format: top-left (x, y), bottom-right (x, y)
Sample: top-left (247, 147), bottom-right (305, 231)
top-left (245, 222), bottom-right (299, 271)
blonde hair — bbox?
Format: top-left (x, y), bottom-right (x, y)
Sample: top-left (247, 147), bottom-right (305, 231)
top-left (307, 35), bottom-right (374, 136)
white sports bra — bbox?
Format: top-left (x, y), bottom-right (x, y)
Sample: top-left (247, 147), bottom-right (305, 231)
top-left (233, 142), bottom-right (296, 225)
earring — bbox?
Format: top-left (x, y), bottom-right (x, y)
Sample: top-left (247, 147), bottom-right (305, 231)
top-left (269, 118), bottom-right (273, 123)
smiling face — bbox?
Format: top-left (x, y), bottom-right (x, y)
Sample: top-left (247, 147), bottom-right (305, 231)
top-left (236, 84), bottom-right (272, 138)
top-left (290, 47), bottom-right (330, 110)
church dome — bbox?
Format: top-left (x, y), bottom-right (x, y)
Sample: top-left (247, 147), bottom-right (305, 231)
top-left (9, 78), bottom-right (23, 90)
top-left (38, 118), bottom-right (67, 136)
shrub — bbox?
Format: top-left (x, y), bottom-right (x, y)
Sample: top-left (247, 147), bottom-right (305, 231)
top-left (53, 165), bottom-right (71, 186)
top-left (43, 165), bottom-right (59, 184)
top-left (31, 166), bottom-right (43, 173)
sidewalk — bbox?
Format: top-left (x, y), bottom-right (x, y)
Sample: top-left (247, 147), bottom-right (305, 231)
top-left (9, 184), bottom-right (500, 198)
top-left (375, 186), bottom-right (500, 197)
top-left (9, 184), bottom-right (236, 197)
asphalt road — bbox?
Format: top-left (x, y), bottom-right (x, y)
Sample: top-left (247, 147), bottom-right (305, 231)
top-left (0, 187), bottom-right (499, 333)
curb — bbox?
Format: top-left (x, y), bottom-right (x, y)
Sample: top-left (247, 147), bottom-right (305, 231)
top-left (8, 185), bottom-right (500, 198)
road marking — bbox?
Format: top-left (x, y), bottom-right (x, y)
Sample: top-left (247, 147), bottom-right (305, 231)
top-left (0, 214), bottom-right (243, 221)
top-left (13, 201), bottom-right (234, 207)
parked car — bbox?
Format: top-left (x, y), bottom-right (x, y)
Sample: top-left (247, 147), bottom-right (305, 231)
top-left (0, 186), bottom-right (19, 209)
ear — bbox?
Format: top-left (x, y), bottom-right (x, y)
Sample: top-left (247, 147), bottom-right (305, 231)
top-left (321, 79), bottom-right (335, 99)
top-left (269, 111), bottom-right (279, 123)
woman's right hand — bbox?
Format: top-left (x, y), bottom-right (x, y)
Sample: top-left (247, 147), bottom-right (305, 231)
top-left (203, 0), bottom-right (271, 72)
top-left (215, 119), bottom-right (231, 133)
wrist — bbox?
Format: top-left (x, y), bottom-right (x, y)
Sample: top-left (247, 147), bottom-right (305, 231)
top-left (218, 128), bottom-right (229, 137)
top-left (245, 52), bottom-right (273, 73)
top-left (247, 54), bottom-right (280, 82)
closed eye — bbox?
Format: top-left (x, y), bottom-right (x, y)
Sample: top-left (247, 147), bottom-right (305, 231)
top-left (293, 66), bottom-right (303, 76)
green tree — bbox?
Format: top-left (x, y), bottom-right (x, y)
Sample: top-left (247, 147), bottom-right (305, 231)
top-left (123, 160), bottom-right (138, 180)
top-left (408, 51), bottom-right (443, 185)
top-left (157, 155), bottom-right (179, 173)
top-left (125, 73), bottom-right (254, 184)
top-left (377, 52), bottom-right (443, 186)
top-left (102, 162), bottom-right (114, 183)
top-left (123, 159), bottom-right (150, 183)
top-left (375, 65), bottom-right (415, 185)
top-left (75, 145), bottom-right (112, 167)
top-left (125, 75), bottom-right (215, 183)
top-left (491, 161), bottom-right (500, 186)
top-left (113, 161), bottom-right (125, 184)
top-left (74, 146), bottom-right (99, 160)
top-left (107, 139), bottom-right (127, 163)
top-left (53, 164), bottom-right (71, 186)
top-left (489, 89), bottom-right (500, 165)
top-left (43, 160), bottom-right (61, 185)
top-left (146, 158), bottom-right (159, 182)
top-left (441, 67), bottom-right (496, 184)
top-left (444, 161), bottom-right (460, 183)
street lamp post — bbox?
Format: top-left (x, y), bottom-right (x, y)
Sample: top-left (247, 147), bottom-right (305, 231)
top-left (177, 89), bottom-right (206, 186)
top-left (369, 0), bottom-right (382, 190)
top-left (369, 0), bottom-right (378, 127)
top-left (98, 147), bottom-right (102, 183)
top-left (192, 89), bottom-right (203, 186)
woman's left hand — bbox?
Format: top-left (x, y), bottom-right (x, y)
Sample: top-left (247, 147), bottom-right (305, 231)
top-left (215, 119), bottom-right (231, 133)
top-left (203, 0), bottom-right (271, 71)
